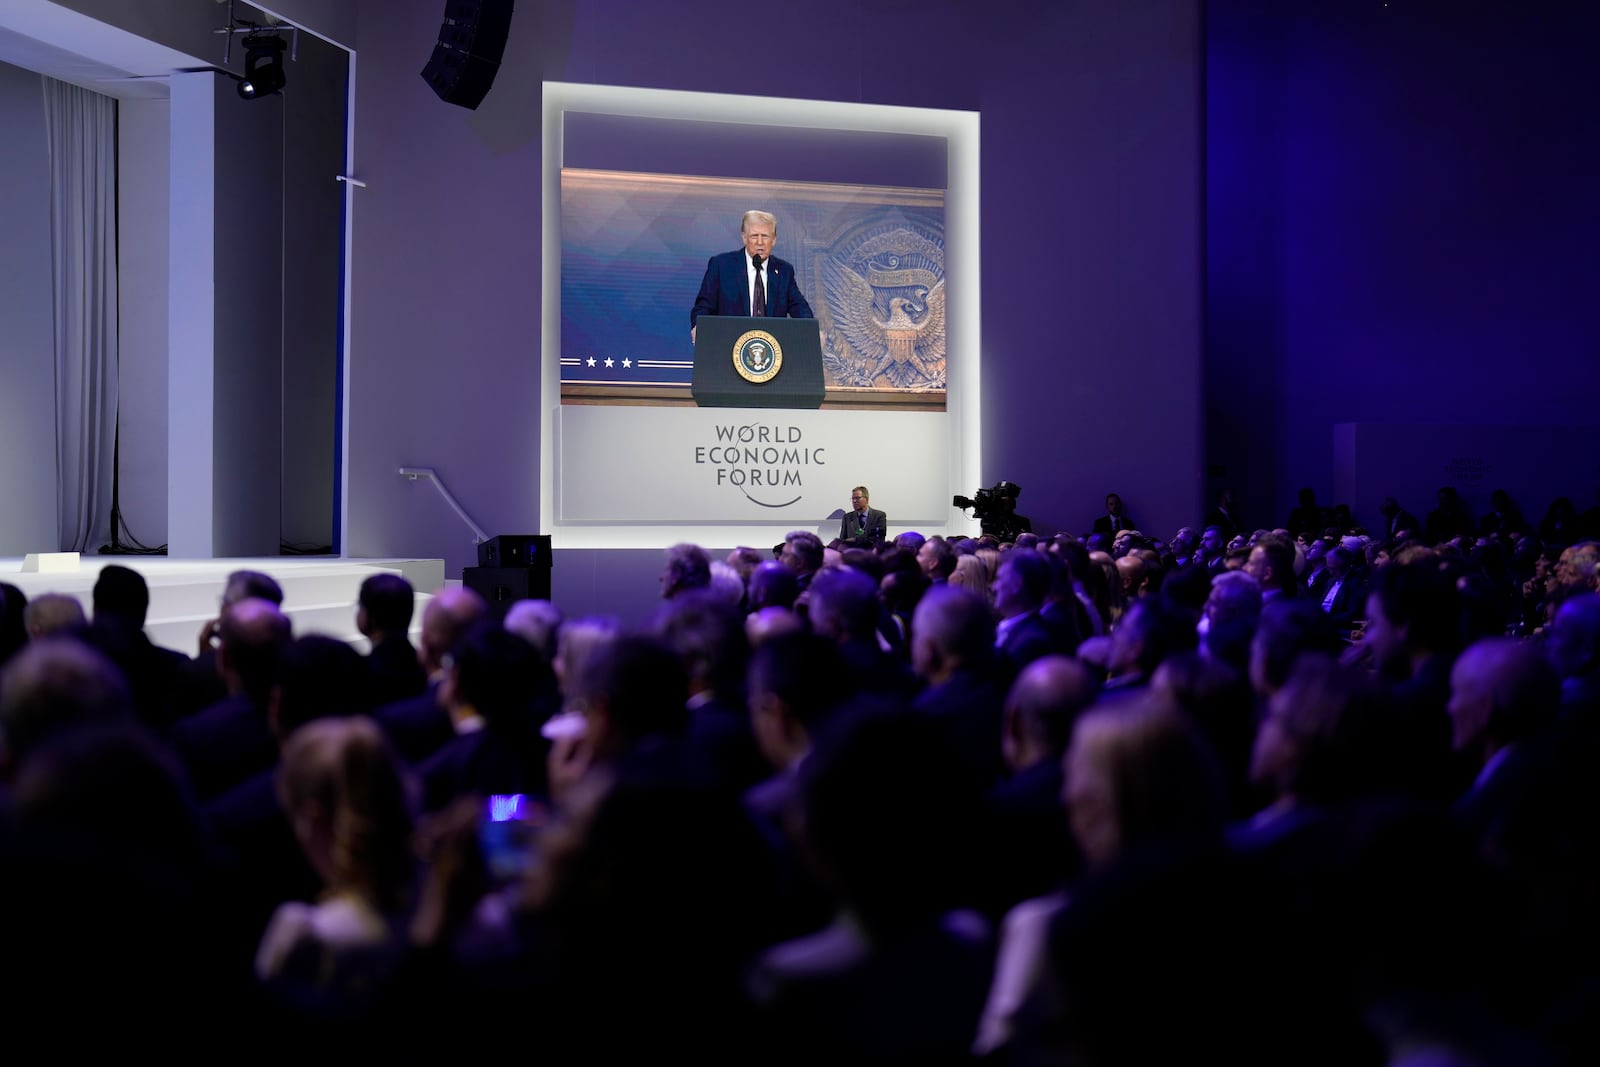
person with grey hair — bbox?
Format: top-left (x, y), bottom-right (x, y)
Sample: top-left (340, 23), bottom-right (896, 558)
top-left (660, 542), bottom-right (713, 600)
top-left (689, 209), bottom-right (813, 341)
top-left (707, 560), bottom-right (747, 607)
top-left (169, 598), bottom-right (293, 800)
top-left (1546, 592), bottom-right (1600, 722)
top-left (174, 568), bottom-right (286, 721)
top-left (22, 593), bottom-right (86, 639)
top-left (994, 550), bottom-right (1068, 682)
top-left (372, 586), bottom-right (487, 765)
top-left (0, 637), bottom-right (133, 778)
top-left (840, 486), bottom-right (888, 549)
top-left (780, 530), bottom-right (824, 593)
top-left (196, 569), bottom-right (285, 656)
top-left (503, 598), bottom-right (563, 664)
top-left (1317, 545), bottom-right (1368, 636)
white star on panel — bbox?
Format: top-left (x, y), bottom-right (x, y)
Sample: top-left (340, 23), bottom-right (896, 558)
top-left (586, 357), bottom-right (596, 367)
top-left (604, 357), bottom-right (615, 368)
top-left (622, 358), bottom-right (632, 368)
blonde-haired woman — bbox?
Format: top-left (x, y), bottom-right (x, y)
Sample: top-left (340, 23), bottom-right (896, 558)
top-left (974, 695), bottom-right (1225, 1056)
top-left (949, 553), bottom-right (994, 608)
top-left (255, 717), bottom-right (417, 1009)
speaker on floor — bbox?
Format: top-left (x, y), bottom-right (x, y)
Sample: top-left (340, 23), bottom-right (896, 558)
top-left (477, 533), bottom-right (551, 569)
top-left (463, 565), bottom-right (551, 611)
top-left (420, 0), bottom-right (515, 110)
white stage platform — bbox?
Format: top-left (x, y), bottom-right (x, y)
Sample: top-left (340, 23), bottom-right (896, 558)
top-left (1, 557), bottom-right (447, 654)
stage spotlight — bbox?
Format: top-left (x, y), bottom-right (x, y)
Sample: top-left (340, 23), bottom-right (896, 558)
top-left (238, 33), bottom-right (287, 99)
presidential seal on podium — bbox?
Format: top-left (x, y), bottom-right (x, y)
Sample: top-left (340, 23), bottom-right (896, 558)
top-left (733, 329), bottom-right (783, 384)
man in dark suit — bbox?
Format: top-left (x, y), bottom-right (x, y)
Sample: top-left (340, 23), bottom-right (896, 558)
top-left (1207, 487), bottom-right (1242, 541)
top-left (839, 485), bottom-right (887, 548)
top-left (168, 597), bottom-right (291, 801)
top-left (911, 586), bottom-right (1007, 789)
top-left (1091, 493), bottom-right (1136, 538)
top-left (357, 572), bottom-right (428, 707)
top-left (372, 585), bottom-right (485, 765)
top-left (993, 550), bottom-right (1071, 683)
top-left (1378, 496), bottom-right (1422, 546)
top-left (82, 564), bottom-right (190, 733)
top-left (1316, 545), bottom-right (1367, 636)
top-left (689, 210), bottom-right (813, 341)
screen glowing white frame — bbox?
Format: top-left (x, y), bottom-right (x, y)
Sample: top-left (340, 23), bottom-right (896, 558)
top-left (540, 81), bottom-right (981, 549)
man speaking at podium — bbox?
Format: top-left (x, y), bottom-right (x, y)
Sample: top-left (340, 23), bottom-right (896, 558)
top-left (690, 210), bottom-right (814, 343)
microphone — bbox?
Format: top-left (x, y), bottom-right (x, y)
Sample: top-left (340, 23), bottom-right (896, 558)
top-left (751, 254), bottom-right (764, 270)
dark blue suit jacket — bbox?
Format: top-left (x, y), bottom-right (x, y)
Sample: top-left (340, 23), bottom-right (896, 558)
top-left (839, 507), bottom-right (888, 548)
top-left (690, 249), bottom-right (813, 327)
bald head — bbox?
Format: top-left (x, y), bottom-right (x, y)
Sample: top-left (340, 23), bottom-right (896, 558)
top-left (1547, 592), bottom-right (1600, 682)
top-left (1005, 655), bottom-right (1097, 770)
top-left (23, 593), bottom-right (86, 639)
top-left (746, 606), bottom-right (804, 647)
top-left (1448, 638), bottom-right (1559, 754)
top-left (1206, 571), bottom-right (1262, 626)
top-left (1115, 555), bottom-right (1147, 596)
top-left (911, 586), bottom-right (995, 684)
top-left (420, 586), bottom-right (487, 674)
top-left (218, 598), bottom-right (292, 701)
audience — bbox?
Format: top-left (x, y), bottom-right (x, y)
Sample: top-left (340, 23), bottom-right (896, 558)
top-left (4, 485), bottom-right (1600, 1064)
top-left (357, 573), bottom-right (428, 707)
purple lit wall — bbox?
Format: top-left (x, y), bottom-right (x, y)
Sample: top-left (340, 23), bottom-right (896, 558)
top-left (343, 0), bottom-right (1203, 616)
top-left (1207, 1), bottom-right (1600, 534)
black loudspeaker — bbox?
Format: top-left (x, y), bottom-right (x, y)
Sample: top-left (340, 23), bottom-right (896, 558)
top-left (463, 565), bottom-right (551, 610)
top-left (477, 534), bottom-right (551, 569)
top-left (420, 0), bottom-right (515, 110)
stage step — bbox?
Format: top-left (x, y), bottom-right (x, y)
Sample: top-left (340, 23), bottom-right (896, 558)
top-left (3, 557), bottom-right (446, 658)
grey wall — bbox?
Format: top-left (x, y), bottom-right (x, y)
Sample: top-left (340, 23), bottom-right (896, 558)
top-left (118, 95), bottom-right (169, 549)
top-left (211, 74), bottom-right (284, 556)
top-left (0, 61), bottom-right (56, 555)
top-left (279, 22), bottom-right (348, 552)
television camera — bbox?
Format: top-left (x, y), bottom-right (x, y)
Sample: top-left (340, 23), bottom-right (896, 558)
top-left (953, 480), bottom-right (1027, 541)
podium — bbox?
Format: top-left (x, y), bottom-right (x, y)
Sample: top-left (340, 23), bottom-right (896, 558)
top-left (691, 316), bottom-right (825, 409)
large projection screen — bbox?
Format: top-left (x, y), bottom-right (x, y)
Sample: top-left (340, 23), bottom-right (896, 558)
top-left (541, 83), bottom-right (980, 549)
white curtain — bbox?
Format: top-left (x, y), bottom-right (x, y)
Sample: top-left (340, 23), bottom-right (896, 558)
top-left (44, 77), bottom-right (118, 552)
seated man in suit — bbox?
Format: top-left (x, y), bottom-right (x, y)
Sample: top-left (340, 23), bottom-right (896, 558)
top-left (1091, 493), bottom-right (1136, 539)
top-left (1316, 545), bottom-right (1368, 636)
top-left (839, 485), bottom-right (887, 549)
top-left (1377, 495), bottom-right (1422, 546)
top-left (689, 210), bottom-right (813, 342)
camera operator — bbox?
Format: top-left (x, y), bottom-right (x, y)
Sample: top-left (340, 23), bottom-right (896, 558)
top-left (990, 490), bottom-right (1031, 543)
top-left (954, 481), bottom-right (1031, 543)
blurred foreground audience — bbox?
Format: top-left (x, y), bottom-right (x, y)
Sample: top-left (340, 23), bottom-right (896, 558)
top-left (2, 494), bottom-right (1599, 1064)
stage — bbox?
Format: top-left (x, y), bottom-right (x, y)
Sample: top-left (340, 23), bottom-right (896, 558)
top-left (2, 556), bottom-right (446, 654)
